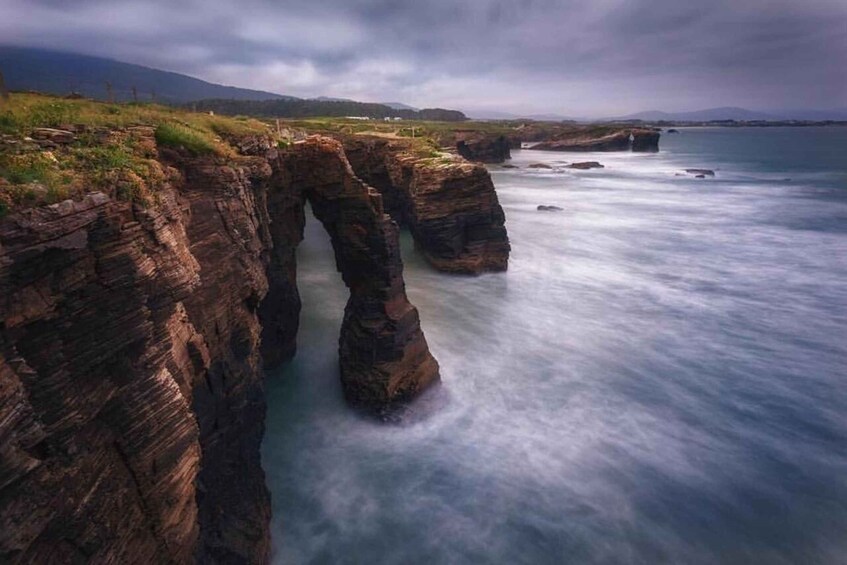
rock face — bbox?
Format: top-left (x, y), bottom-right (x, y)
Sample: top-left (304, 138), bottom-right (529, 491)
top-left (530, 127), bottom-right (660, 152)
top-left (271, 137), bottom-right (440, 410)
top-left (341, 136), bottom-right (510, 274)
top-left (455, 133), bottom-right (511, 163)
top-left (0, 134), bottom-right (439, 562)
top-left (631, 130), bottom-right (661, 152)
top-left (532, 130), bottom-right (631, 151)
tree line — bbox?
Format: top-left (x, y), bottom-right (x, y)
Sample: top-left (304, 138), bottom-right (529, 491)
top-left (188, 98), bottom-right (467, 122)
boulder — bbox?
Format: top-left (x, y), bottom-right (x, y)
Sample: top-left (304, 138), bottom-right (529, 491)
top-left (30, 128), bottom-right (76, 145)
top-left (537, 205), bottom-right (563, 211)
top-left (528, 163), bottom-right (553, 169)
top-left (566, 161), bottom-right (604, 170)
top-left (685, 168), bottom-right (715, 176)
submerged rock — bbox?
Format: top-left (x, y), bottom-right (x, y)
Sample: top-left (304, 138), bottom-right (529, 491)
top-left (566, 161), bottom-right (604, 170)
top-left (667, 128), bottom-right (680, 133)
top-left (501, 164), bottom-right (519, 169)
top-left (528, 162), bottom-right (553, 169)
top-left (537, 205), bottom-right (563, 211)
top-left (695, 174), bottom-right (706, 178)
top-left (685, 168), bottom-right (715, 176)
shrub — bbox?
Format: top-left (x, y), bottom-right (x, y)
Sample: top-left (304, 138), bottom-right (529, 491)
top-left (27, 101), bottom-right (80, 128)
top-left (0, 153), bottom-right (51, 184)
top-left (0, 111), bottom-right (19, 134)
top-left (154, 123), bottom-right (216, 156)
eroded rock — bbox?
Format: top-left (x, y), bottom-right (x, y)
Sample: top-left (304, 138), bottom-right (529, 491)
top-left (566, 161), bottom-right (604, 169)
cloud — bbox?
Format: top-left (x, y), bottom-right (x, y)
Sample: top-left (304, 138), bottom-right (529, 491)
top-left (1, 0), bottom-right (845, 116)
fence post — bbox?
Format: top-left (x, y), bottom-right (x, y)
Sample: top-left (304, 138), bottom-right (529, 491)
top-left (0, 68), bottom-right (9, 102)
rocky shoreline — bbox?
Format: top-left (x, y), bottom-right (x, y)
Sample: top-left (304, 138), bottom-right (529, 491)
top-left (0, 122), bottom-right (509, 562)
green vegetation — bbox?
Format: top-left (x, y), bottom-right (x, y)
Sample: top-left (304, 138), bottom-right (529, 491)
top-left (0, 93), bottom-right (271, 213)
top-left (154, 123), bottom-right (216, 156)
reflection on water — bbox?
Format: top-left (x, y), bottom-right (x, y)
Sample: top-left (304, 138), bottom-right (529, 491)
top-left (264, 128), bottom-right (847, 564)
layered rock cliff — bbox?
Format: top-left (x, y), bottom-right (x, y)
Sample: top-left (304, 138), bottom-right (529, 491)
top-left (340, 136), bottom-right (510, 274)
top-left (0, 131), bottom-right (440, 562)
top-left (454, 132), bottom-right (511, 163)
top-left (528, 127), bottom-right (660, 152)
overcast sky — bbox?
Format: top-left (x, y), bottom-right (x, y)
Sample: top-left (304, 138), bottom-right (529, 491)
top-left (2, 0), bottom-right (845, 117)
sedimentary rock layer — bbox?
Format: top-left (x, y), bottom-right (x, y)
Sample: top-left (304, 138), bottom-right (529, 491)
top-left (0, 133), bottom-right (439, 562)
top-left (530, 127), bottom-right (660, 152)
top-left (454, 132), bottom-right (511, 163)
top-left (272, 137), bottom-right (440, 409)
top-left (341, 136), bottom-right (510, 274)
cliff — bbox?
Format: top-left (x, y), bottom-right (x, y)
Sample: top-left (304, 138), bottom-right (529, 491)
top-left (340, 136), bottom-right (510, 274)
top-left (0, 106), bottom-right (440, 562)
top-left (454, 132), bottom-right (511, 163)
top-left (528, 127), bottom-right (660, 152)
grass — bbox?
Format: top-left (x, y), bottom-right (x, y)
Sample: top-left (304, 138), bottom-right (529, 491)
top-left (0, 93), bottom-right (272, 214)
top-left (155, 123), bottom-right (216, 156)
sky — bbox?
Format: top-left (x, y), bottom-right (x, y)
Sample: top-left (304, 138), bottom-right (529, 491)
top-left (1, 0), bottom-right (846, 118)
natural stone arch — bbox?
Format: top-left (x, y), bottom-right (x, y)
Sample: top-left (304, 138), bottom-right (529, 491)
top-left (260, 137), bottom-right (439, 411)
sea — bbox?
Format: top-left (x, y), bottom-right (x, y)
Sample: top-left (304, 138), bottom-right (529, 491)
top-left (264, 127), bottom-right (847, 564)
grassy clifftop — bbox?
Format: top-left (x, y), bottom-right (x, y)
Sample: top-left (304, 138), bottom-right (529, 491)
top-left (0, 93), bottom-right (271, 216)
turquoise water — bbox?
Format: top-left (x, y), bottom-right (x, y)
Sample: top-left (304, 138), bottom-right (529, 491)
top-left (263, 127), bottom-right (847, 564)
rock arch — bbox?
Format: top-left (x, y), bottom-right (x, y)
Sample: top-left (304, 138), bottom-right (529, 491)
top-left (260, 137), bottom-right (439, 411)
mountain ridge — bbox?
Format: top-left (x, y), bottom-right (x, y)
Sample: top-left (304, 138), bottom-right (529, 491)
top-left (0, 45), bottom-right (291, 103)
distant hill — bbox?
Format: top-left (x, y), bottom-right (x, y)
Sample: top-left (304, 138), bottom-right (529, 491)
top-left (613, 107), bottom-right (776, 121)
top-left (0, 46), bottom-right (290, 103)
top-left (609, 106), bottom-right (847, 122)
top-left (0, 46), bottom-right (466, 120)
top-left (467, 109), bottom-right (576, 121)
top-left (382, 102), bottom-right (419, 111)
top-left (192, 98), bottom-right (467, 121)
top-left (312, 96), bottom-right (355, 103)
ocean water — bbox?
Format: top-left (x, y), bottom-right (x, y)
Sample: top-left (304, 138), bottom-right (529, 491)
top-left (263, 127), bottom-right (847, 564)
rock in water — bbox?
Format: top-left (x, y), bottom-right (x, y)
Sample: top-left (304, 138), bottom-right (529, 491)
top-left (528, 162), bottom-right (553, 169)
top-left (340, 135), bottom-right (510, 274)
top-left (455, 134), bottom-right (511, 163)
top-left (685, 168), bottom-right (716, 176)
top-left (566, 161), bottom-right (604, 169)
top-left (537, 205), bottom-right (564, 211)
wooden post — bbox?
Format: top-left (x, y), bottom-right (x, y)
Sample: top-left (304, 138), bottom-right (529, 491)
top-left (0, 68), bottom-right (9, 102)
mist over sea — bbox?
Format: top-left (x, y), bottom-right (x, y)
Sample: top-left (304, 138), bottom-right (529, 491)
top-left (264, 127), bottom-right (847, 564)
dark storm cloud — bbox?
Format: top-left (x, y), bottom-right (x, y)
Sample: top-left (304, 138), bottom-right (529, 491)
top-left (2, 0), bottom-right (845, 115)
